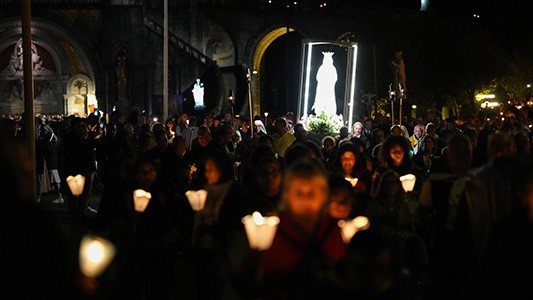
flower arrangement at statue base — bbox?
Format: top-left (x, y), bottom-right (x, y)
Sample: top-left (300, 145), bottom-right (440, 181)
top-left (301, 111), bottom-right (344, 136)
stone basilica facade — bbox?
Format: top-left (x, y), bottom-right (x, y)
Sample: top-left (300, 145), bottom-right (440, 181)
top-left (0, 0), bottom-right (420, 121)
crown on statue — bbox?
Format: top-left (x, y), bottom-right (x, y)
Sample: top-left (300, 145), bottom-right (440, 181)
top-left (322, 51), bottom-right (335, 57)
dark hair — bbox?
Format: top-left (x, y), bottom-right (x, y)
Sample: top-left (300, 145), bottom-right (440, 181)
top-left (379, 134), bottom-right (412, 169)
top-left (204, 150), bottom-right (235, 183)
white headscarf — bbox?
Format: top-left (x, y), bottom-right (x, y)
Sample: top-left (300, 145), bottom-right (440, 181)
top-left (254, 119), bottom-right (268, 135)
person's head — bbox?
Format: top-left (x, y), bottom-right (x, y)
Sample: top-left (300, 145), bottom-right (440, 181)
top-left (180, 113), bottom-right (188, 123)
top-left (134, 158), bottom-right (158, 190)
top-left (420, 135), bottom-right (436, 155)
top-left (371, 128), bottom-right (385, 145)
top-left (380, 134), bottom-right (411, 167)
top-left (172, 135), bottom-right (186, 155)
top-left (281, 157), bottom-right (330, 223)
top-left (153, 129), bottom-right (168, 149)
top-left (274, 118), bottom-right (289, 135)
top-left (74, 122), bottom-right (89, 139)
top-left (328, 175), bottom-right (356, 220)
top-left (293, 123), bottom-right (308, 142)
top-left (487, 131), bottom-right (516, 160)
top-left (204, 151), bottom-right (235, 185)
top-left (373, 170), bottom-right (403, 200)
top-left (351, 122), bottom-right (364, 137)
top-left (445, 134), bottom-right (473, 176)
top-left (425, 122), bottom-right (436, 136)
top-left (514, 130), bottom-right (530, 156)
top-left (337, 142), bottom-right (359, 176)
top-left (461, 127), bottom-right (479, 149)
top-left (413, 124), bottom-right (425, 139)
top-left (124, 123), bottom-right (134, 136)
top-left (321, 136), bottom-right (336, 153)
top-left (254, 119), bottom-right (267, 135)
top-left (257, 134), bottom-right (274, 148)
top-left (390, 124), bottom-right (403, 136)
top-left (216, 123), bottom-right (235, 143)
top-left (197, 125), bottom-right (212, 147)
top-left (339, 126), bottom-right (349, 138)
top-left (255, 154), bottom-right (283, 197)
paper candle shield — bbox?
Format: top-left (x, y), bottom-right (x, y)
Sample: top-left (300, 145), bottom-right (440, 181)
top-left (345, 177), bottom-right (358, 187)
top-left (185, 189), bottom-right (208, 211)
top-left (242, 211), bottom-right (280, 251)
top-left (133, 189), bottom-right (152, 212)
top-left (79, 235), bottom-right (116, 278)
top-left (66, 174), bottom-right (85, 196)
top-left (338, 216), bottom-right (370, 244)
top-left (399, 174), bottom-right (416, 192)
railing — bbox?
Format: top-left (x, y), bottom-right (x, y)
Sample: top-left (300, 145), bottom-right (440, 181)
top-left (143, 16), bottom-right (213, 66)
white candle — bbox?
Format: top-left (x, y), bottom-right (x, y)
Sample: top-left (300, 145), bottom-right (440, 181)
top-left (79, 235), bottom-right (116, 278)
top-left (344, 177), bottom-right (358, 187)
top-left (338, 216), bottom-right (370, 244)
top-left (242, 211), bottom-right (280, 250)
top-left (399, 174), bottom-right (416, 192)
top-left (185, 189), bottom-right (208, 211)
top-left (133, 189), bottom-right (152, 212)
top-left (66, 174), bottom-right (85, 196)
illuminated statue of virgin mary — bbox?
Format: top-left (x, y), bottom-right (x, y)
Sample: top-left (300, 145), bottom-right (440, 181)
top-left (312, 51), bottom-right (337, 115)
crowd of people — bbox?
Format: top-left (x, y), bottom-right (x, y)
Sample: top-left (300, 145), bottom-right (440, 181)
top-left (1, 104), bottom-right (533, 299)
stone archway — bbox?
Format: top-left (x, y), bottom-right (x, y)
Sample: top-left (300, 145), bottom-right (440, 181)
top-left (0, 17), bottom-right (99, 116)
top-left (251, 27), bottom-right (295, 118)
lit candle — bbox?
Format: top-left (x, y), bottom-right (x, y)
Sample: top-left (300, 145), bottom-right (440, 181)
top-left (399, 174), bottom-right (416, 193)
top-left (79, 235), bottom-right (116, 278)
top-left (338, 216), bottom-right (370, 244)
top-left (133, 189), bottom-right (152, 212)
top-left (242, 211), bottom-right (280, 251)
top-left (66, 174), bottom-right (85, 196)
top-left (185, 189), bottom-right (208, 211)
top-left (344, 177), bottom-right (358, 187)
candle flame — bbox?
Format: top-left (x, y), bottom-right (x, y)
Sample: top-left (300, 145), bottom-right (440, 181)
top-left (252, 211), bottom-right (265, 225)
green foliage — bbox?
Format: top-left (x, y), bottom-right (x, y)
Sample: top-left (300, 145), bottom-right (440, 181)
top-left (305, 111), bottom-right (344, 134)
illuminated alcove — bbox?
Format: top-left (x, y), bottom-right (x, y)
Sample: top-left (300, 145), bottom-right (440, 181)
top-left (297, 40), bottom-right (358, 129)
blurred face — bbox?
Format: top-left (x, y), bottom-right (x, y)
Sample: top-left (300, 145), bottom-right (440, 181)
top-left (323, 139), bottom-right (335, 152)
top-left (135, 162), bottom-right (157, 190)
top-left (257, 161), bottom-right (282, 197)
top-left (204, 159), bottom-right (221, 185)
top-left (328, 189), bottom-right (353, 219)
top-left (424, 137), bottom-right (435, 153)
top-left (285, 175), bottom-right (328, 219)
top-left (341, 151), bottom-right (356, 175)
top-left (197, 130), bottom-right (212, 147)
top-left (414, 126), bottom-right (424, 138)
top-left (352, 123), bottom-right (363, 136)
top-left (389, 145), bottom-right (405, 166)
top-left (380, 173), bottom-right (402, 198)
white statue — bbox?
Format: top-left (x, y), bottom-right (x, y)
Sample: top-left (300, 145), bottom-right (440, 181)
top-left (192, 79), bottom-right (205, 108)
top-left (312, 51), bottom-right (337, 116)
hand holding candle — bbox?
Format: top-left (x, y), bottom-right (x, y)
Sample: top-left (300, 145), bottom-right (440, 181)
top-left (242, 211), bottom-right (280, 251)
top-left (67, 174), bottom-right (85, 196)
top-left (185, 189), bottom-right (208, 211)
top-left (79, 234), bottom-right (116, 278)
top-left (344, 177), bottom-right (358, 188)
top-left (133, 189), bottom-right (151, 212)
top-left (399, 174), bottom-right (416, 192)
top-left (338, 216), bottom-right (370, 244)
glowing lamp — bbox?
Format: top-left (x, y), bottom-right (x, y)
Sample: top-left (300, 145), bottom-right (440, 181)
top-left (242, 211), bottom-right (280, 251)
top-left (344, 177), bottom-right (358, 187)
top-left (79, 235), bottom-right (116, 278)
top-left (185, 189), bottom-right (208, 211)
top-left (133, 189), bottom-right (151, 212)
top-left (399, 174), bottom-right (416, 193)
top-left (66, 174), bottom-right (85, 196)
top-left (338, 216), bottom-right (370, 244)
